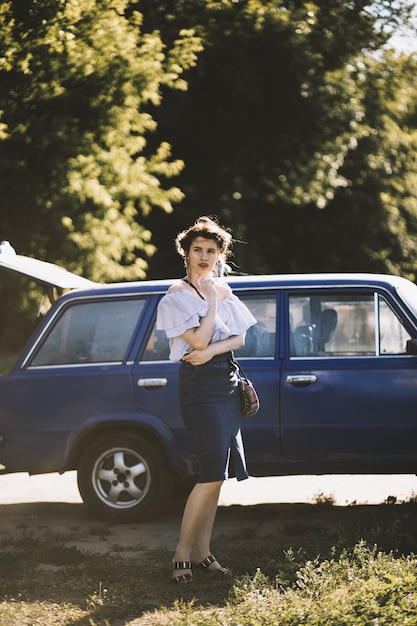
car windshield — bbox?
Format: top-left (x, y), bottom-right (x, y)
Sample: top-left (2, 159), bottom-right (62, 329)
top-left (396, 282), bottom-right (417, 320)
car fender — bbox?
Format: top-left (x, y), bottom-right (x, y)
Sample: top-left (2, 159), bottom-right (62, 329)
top-left (64, 411), bottom-right (195, 476)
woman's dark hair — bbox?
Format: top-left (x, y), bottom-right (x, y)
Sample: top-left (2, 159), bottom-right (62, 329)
top-left (175, 216), bottom-right (233, 260)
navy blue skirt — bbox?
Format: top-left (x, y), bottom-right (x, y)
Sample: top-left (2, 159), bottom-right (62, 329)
top-left (179, 352), bottom-right (248, 483)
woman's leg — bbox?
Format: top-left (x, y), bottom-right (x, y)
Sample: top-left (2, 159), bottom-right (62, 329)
top-left (172, 480), bottom-right (223, 580)
top-left (189, 482), bottom-right (222, 563)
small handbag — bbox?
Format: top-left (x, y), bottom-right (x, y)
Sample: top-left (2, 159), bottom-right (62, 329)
top-left (233, 357), bottom-right (260, 417)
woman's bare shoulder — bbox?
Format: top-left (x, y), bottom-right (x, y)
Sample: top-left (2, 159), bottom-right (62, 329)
top-left (167, 281), bottom-right (186, 295)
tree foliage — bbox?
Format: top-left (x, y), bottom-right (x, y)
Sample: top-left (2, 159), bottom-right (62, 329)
top-left (0, 0), bottom-right (201, 281)
top-left (327, 51), bottom-right (417, 279)
top-left (136, 0), bottom-right (417, 278)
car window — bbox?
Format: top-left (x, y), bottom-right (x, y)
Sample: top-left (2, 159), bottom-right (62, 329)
top-left (142, 328), bottom-right (170, 361)
top-left (378, 297), bottom-right (411, 354)
top-left (235, 294), bottom-right (276, 357)
top-left (289, 293), bottom-right (411, 357)
top-left (141, 293), bottom-right (277, 362)
top-left (30, 299), bottom-right (145, 366)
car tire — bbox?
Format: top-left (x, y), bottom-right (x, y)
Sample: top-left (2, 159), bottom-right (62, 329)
top-left (77, 432), bottom-right (173, 522)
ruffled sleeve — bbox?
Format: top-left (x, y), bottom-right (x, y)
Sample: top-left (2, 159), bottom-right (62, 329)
top-left (156, 290), bottom-right (209, 338)
top-left (217, 293), bottom-right (257, 335)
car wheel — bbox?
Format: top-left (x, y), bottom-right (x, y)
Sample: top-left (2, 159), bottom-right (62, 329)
top-left (77, 433), bottom-right (173, 522)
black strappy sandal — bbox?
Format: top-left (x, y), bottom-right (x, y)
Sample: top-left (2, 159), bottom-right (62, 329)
top-left (172, 560), bottom-right (193, 584)
top-left (196, 554), bottom-right (231, 577)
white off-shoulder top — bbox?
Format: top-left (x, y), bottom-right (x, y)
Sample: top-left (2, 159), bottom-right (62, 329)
top-left (156, 289), bottom-right (257, 362)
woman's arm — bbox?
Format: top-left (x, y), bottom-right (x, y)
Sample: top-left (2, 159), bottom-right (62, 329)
top-left (182, 334), bottom-right (245, 366)
top-left (181, 279), bottom-right (218, 350)
top-left (181, 303), bottom-right (216, 351)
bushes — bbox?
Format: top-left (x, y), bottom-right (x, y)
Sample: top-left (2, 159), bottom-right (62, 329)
top-left (164, 543), bottom-right (417, 626)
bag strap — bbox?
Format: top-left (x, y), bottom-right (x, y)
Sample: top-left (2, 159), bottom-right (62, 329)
top-left (231, 352), bottom-right (249, 380)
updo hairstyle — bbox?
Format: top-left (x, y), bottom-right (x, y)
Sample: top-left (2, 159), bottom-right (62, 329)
top-left (175, 216), bottom-right (233, 260)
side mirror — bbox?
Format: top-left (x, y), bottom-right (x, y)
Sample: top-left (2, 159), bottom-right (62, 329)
top-left (406, 338), bottom-right (417, 355)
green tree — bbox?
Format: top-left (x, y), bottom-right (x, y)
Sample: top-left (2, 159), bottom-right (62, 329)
top-left (312, 50), bottom-right (417, 280)
top-left (136, 0), bottom-right (415, 277)
top-left (0, 0), bottom-right (201, 282)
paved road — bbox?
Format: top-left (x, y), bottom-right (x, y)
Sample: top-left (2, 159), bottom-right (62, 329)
top-left (0, 471), bottom-right (416, 506)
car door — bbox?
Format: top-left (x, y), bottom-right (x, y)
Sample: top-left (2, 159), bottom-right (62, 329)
top-left (281, 287), bottom-right (417, 466)
top-left (132, 290), bottom-right (281, 470)
top-left (131, 299), bottom-right (187, 457)
top-left (0, 295), bottom-right (147, 471)
top-left (234, 291), bottom-right (281, 467)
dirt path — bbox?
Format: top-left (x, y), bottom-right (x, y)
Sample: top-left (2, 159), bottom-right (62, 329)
top-left (0, 472), bottom-right (415, 558)
top-left (0, 497), bottom-right (406, 559)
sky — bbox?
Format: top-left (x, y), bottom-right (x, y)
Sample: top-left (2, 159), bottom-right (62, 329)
top-left (389, 31), bottom-right (417, 53)
top-left (388, 8), bottom-right (417, 53)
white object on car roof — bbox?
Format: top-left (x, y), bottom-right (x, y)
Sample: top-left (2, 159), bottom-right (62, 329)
top-left (0, 241), bottom-right (97, 290)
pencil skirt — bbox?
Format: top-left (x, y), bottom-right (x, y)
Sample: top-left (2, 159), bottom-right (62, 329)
top-left (179, 352), bottom-right (248, 483)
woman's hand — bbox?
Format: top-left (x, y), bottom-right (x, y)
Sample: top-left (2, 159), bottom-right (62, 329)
top-left (182, 334), bottom-right (245, 366)
top-left (182, 345), bottom-right (216, 366)
top-left (195, 276), bottom-right (217, 303)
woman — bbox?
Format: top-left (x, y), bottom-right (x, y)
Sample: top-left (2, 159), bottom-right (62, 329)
top-left (156, 216), bottom-right (256, 583)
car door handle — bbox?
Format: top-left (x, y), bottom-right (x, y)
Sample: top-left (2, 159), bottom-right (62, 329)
top-left (137, 378), bottom-right (168, 388)
top-left (286, 375), bottom-right (317, 385)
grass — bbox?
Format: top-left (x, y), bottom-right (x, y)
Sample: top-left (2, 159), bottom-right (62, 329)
top-left (0, 499), bottom-right (417, 625)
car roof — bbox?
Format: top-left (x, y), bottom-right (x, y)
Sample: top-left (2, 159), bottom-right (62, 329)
top-left (56, 272), bottom-right (414, 300)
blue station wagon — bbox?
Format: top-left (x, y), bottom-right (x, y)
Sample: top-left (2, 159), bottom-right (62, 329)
top-left (1, 242), bottom-right (417, 521)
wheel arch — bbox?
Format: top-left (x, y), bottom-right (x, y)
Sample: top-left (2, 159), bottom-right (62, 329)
top-left (66, 416), bottom-right (195, 478)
